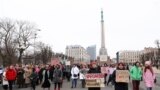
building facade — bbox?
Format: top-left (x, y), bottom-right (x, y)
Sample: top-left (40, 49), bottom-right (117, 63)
top-left (65, 45), bottom-right (90, 63)
top-left (86, 45), bottom-right (96, 60)
top-left (118, 50), bottom-right (143, 64)
top-left (116, 47), bottom-right (159, 64)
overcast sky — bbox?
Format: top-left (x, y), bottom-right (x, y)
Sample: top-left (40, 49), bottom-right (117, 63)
top-left (0, 0), bottom-right (160, 58)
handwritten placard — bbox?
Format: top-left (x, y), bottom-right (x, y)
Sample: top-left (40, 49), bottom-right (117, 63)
top-left (116, 70), bottom-right (129, 83)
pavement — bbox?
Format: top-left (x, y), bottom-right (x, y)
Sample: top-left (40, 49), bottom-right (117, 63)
top-left (1, 79), bottom-right (160, 90)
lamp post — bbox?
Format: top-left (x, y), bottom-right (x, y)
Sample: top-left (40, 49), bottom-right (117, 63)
top-left (155, 40), bottom-right (160, 69)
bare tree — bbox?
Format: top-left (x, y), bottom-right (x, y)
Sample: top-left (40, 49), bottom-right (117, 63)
top-left (0, 18), bottom-right (17, 66)
top-left (35, 42), bottom-right (53, 64)
top-left (0, 18), bottom-right (39, 65)
top-left (15, 21), bottom-right (36, 63)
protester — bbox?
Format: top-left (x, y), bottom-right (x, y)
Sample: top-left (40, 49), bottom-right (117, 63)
top-left (2, 67), bottom-right (9, 90)
top-left (24, 66), bottom-right (32, 88)
top-left (62, 65), bottom-right (66, 79)
top-left (39, 64), bottom-right (45, 84)
top-left (53, 64), bottom-right (63, 90)
top-left (29, 68), bottom-right (38, 90)
top-left (79, 65), bottom-right (87, 88)
top-left (112, 62), bottom-right (128, 90)
top-left (107, 64), bottom-right (116, 86)
top-left (41, 64), bottom-right (52, 90)
top-left (17, 66), bottom-right (25, 88)
top-left (35, 65), bottom-right (40, 85)
top-left (6, 65), bottom-right (17, 90)
top-left (130, 62), bottom-right (142, 90)
top-left (49, 65), bottom-right (54, 82)
top-left (88, 62), bottom-right (101, 90)
top-left (0, 66), bottom-right (3, 84)
top-left (103, 63), bottom-right (108, 85)
top-left (143, 61), bottom-right (155, 90)
top-left (71, 64), bottom-right (79, 88)
top-left (66, 65), bottom-right (71, 82)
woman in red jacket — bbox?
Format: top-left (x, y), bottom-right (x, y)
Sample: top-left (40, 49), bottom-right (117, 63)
top-left (6, 65), bottom-right (17, 90)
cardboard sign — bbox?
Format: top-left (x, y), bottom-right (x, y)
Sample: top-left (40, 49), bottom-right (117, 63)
top-left (85, 73), bottom-right (105, 87)
top-left (101, 67), bottom-right (109, 74)
top-left (116, 70), bottom-right (129, 83)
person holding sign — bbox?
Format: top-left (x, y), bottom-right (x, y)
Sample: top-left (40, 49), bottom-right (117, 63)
top-left (88, 62), bottom-right (101, 90)
top-left (112, 62), bottom-right (129, 90)
top-left (102, 63), bottom-right (109, 85)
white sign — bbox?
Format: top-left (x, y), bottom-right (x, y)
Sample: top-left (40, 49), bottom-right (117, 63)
top-left (100, 55), bottom-right (108, 61)
top-left (66, 61), bottom-right (71, 65)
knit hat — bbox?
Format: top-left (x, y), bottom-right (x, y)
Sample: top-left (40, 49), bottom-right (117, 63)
top-left (145, 61), bottom-right (151, 65)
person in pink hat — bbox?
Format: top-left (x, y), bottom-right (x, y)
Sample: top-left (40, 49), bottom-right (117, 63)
top-left (143, 61), bottom-right (156, 90)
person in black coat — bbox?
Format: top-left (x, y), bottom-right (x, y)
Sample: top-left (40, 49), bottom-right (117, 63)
top-left (39, 65), bottom-right (45, 84)
top-left (88, 62), bottom-right (101, 90)
top-left (112, 62), bottom-right (128, 90)
top-left (17, 66), bottom-right (25, 88)
top-left (29, 68), bottom-right (38, 90)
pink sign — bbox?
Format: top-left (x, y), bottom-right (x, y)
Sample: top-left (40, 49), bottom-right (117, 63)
top-left (51, 58), bottom-right (60, 66)
top-left (101, 67), bottom-right (109, 74)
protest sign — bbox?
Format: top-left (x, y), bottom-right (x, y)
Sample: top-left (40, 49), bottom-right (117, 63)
top-left (51, 58), bottom-right (60, 66)
top-left (101, 67), bottom-right (109, 74)
top-left (116, 70), bottom-right (129, 83)
top-left (65, 61), bottom-right (70, 65)
top-left (85, 73), bottom-right (105, 87)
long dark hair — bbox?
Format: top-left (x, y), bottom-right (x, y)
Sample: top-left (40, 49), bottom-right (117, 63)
top-left (144, 65), bottom-right (153, 75)
top-left (117, 62), bottom-right (125, 70)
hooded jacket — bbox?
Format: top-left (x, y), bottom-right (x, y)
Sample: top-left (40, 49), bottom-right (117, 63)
top-left (130, 66), bottom-right (142, 80)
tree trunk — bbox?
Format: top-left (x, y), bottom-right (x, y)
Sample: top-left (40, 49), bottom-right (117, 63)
top-left (18, 49), bottom-right (24, 64)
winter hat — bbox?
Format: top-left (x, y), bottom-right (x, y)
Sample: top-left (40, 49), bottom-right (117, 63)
top-left (145, 61), bottom-right (151, 65)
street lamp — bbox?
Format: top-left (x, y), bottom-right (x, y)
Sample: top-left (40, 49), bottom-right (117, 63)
top-left (155, 40), bottom-right (160, 69)
top-left (33, 29), bottom-right (41, 64)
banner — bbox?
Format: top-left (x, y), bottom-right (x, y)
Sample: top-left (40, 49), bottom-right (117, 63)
top-left (85, 73), bottom-right (105, 87)
top-left (116, 70), bottom-right (129, 83)
top-left (51, 58), bottom-right (60, 66)
top-left (101, 67), bottom-right (109, 74)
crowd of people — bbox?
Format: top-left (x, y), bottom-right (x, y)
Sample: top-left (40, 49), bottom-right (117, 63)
top-left (0, 60), bottom-right (157, 90)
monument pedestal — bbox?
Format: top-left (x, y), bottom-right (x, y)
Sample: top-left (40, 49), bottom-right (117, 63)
top-left (99, 55), bottom-right (108, 65)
